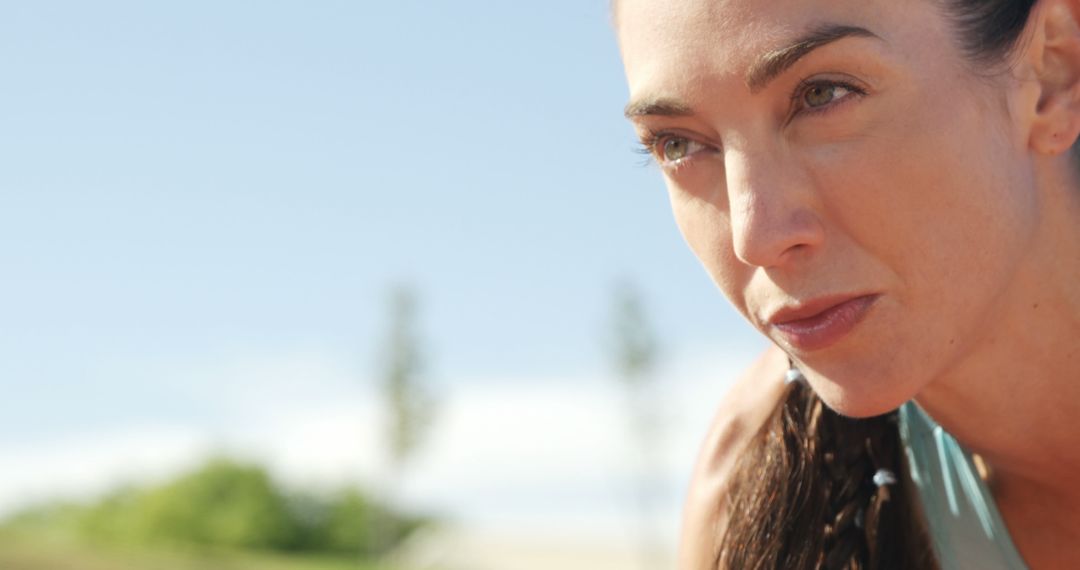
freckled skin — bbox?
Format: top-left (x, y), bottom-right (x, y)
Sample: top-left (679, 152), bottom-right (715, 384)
top-left (617, 0), bottom-right (1040, 417)
top-left (617, 0), bottom-right (1080, 566)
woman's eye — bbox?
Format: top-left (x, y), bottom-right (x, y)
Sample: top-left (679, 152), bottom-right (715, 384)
top-left (662, 137), bottom-right (691, 161)
top-left (800, 82), bottom-right (855, 110)
top-left (652, 136), bottom-right (708, 166)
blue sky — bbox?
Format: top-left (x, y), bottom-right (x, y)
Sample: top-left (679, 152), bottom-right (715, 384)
top-left (0, 0), bottom-right (766, 550)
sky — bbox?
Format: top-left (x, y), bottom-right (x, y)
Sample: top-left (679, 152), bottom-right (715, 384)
top-left (0, 0), bottom-right (767, 557)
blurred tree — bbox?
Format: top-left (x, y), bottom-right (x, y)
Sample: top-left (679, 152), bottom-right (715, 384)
top-left (115, 458), bottom-right (298, 550)
top-left (379, 285), bottom-right (436, 470)
top-left (321, 489), bottom-right (425, 556)
top-left (287, 488), bottom-right (427, 557)
top-left (608, 280), bottom-right (666, 570)
top-left (611, 281), bottom-right (659, 388)
top-left (2, 457), bottom-right (426, 559)
top-left (79, 486), bottom-right (148, 546)
top-left (374, 284), bottom-right (438, 558)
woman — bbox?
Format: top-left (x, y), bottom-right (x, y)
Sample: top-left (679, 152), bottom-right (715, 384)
top-left (616, 0), bottom-right (1080, 568)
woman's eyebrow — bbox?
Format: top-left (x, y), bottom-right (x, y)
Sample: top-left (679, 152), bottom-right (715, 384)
top-left (745, 24), bottom-right (880, 92)
top-left (623, 97), bottom-right (694, 119)
top-left (623, 24), bottom-right (880, 121)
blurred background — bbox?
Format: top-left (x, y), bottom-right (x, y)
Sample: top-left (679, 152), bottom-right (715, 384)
top-left (0, 1), bottom-right (765, 569)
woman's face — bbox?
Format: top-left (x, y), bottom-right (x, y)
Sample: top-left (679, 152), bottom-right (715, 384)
top-left (618, 0), bottom-right (1041, 416)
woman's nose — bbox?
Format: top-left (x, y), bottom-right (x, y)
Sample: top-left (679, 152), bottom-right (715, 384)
top-left (724, 150), bottom-right (825, 268)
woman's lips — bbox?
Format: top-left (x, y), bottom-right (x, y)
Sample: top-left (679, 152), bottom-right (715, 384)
top-left (768, 294), bottom-right (880, 352)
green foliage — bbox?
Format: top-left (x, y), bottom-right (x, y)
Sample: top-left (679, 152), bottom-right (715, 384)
top-left (2, 457), bottom-right (428, 560)
top-left (608, 279), bottom-right (667, 570)
top-left (285, 489), bottom-right (424, 557)
top-left (0, 529), bottom-right (389, 570)
top-left (3, 499), bottom-right (88, 541)
top-left (609, 280), bottom-right (658, 388)
top-left (380, 285), bottom-right (437, 468)
top-left (128, 458), bottom-right (297, 550)
top-left (80, 486), bottom-right (147, 546)
top-left (319, 490), bottom-right (379, 554)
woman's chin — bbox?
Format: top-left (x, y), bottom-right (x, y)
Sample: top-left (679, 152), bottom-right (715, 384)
top-left (803, 370), bottom-right (917, 419)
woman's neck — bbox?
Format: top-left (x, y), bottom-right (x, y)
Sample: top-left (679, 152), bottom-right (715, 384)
top-left (916, 206), bottom-right (1080, 485)
top-left (914, 161), bottom-right (1080, 563)
top-left (916, 158), bottom-right (1080, 482)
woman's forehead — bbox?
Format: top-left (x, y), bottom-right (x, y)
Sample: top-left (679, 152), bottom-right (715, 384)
top-left (616, 0), bottom-right (899, 35)
top-left (618, 0), bottom-right (936, 100)
top-left (617, 0), bottom-right (780, 61)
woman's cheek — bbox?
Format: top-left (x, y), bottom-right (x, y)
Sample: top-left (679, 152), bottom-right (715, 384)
top-left (667, 180), bottom-right (727, 256)
top-left (664, 157), bottom-right (727, 202)
top-left (668, 185), bottom-right (750, 306)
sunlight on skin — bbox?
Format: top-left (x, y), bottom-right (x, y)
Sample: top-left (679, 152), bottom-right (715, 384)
top-left (616, 0), bottom-right (1080, 566)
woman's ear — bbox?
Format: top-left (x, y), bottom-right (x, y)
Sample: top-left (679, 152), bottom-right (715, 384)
top-left (1027, 0), bottom-right (1080, 155)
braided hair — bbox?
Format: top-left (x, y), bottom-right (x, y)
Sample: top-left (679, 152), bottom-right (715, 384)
top-left (716, 376), bottom-right (937, 569)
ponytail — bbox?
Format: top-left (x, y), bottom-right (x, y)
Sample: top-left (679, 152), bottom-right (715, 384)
top-left (716, 379), bottom-right (937, 569)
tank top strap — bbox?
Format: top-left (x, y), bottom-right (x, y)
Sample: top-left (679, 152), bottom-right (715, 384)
top-left (898, 401), bottom-right (1029, 570)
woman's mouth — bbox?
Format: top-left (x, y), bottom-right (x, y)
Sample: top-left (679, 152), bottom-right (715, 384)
top-left (767, 294), bottom-right (880, 352)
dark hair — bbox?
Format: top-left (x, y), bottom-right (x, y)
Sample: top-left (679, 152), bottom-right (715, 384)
top-left (945, 0), bottom-right (1039, 67)
top-left (718, 381), bottom-right (936, 569)
top-left (714, 4), bottom-right (1042, 566)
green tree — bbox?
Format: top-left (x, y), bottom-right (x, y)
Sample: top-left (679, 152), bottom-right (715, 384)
top-left (374, 284), bottom-right (438, 558)
top-left (379, 285), bottom-right (436, 470)
top-left (608, 280), bottom-right (666, 570)
top-left (131, 458), bottom-right (298, 550)
top-left (322, 489), bottom-right (424, 557)
top-left (3, 456), bottom-right (427, 559)
top-left (611, 281), bottom-right (659, 388)
top-left (286, 488), bottom-right (427, 557)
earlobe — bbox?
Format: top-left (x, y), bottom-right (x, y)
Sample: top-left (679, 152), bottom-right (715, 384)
top-left (1028, 0), bottom-right (1080, 155)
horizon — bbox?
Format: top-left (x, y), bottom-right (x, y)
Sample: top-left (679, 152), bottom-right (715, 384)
top-left (1, 1), bottom-right (762, 565)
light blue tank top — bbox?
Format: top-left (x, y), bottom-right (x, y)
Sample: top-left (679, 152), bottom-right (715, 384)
top-left (898, 401), bottom-right (1028, 570)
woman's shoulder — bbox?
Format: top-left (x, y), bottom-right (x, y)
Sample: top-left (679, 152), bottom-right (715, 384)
top-left (677, 344), bottom-right (789, 570)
